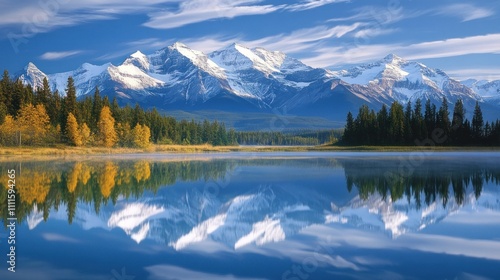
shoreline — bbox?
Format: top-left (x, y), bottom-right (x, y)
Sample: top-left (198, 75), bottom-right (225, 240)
top-left (1, 144), bottom-right (499, 158)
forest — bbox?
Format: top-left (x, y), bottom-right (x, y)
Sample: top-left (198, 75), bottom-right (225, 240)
top-left (341, 98), bottom-right (500, 146)
top-left (0, 71), bottom-right (239, 147)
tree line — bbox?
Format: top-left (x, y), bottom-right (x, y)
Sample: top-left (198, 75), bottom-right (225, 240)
top-left (0, 71), bottom-right (237, 147)
top-left (236, 130), bottom-right (341, 146)
top-left (341, 98), bottom-right (500, 146)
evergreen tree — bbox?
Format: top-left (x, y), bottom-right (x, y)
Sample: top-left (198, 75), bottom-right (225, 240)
top-left (437, 97), bottom-right (451, 143)
top-left (424, 99), bottom-right (435, 138)
top-left (61, 76), bottom-right (77, 135)
top-left (36, 77), bottom-right (51, 106)
top-left (388, 102), bottom-right (405, 145)
top-left (377, 105), bottom-right (389, 145)
top-left (64, 76), bottom-right (77, 116)
top-left (472, 101), bottom-right (484, 142)
top-left (412, 98), bottom-right (425, 140)
top-left (404, 101), bottom-right (413, 143)
top-left (91, 86), bottom-right (102, 132)
top-left (343, 111), bottom-right (355, 144)
top-left (451, 99), bottom-right (466, 145)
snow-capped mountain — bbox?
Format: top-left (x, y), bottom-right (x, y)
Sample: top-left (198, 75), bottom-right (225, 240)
top-left (331, 54), bottom-right (482, 110)
top-left (463, 79), bottom-right (500, 106)
top-left (17, 43), bottom-right (500, 122)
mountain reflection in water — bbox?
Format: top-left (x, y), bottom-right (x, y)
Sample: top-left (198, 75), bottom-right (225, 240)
top-left (1, 153), bottom-right (500, 280)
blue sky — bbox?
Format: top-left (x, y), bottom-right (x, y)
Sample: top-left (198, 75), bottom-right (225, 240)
top-left (0, 0), bottom-right (499, 80)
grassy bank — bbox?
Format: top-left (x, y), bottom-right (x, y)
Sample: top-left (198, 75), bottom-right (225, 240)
top-left (1, 144), bottom-right (499, 158)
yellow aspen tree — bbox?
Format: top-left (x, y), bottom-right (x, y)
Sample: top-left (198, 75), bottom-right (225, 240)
top-left (79, 123), bottom-right (91, 146)
top-left (66, 113), bottom-right (82, 146)
top-left (0, 115), bottom-right (16, 146)
top-left (16, 104), bottom-right (50, 145)
top-left (98, 106), bottom-right (117, 148)
top-left (133, 124), bottom-right (151, 148)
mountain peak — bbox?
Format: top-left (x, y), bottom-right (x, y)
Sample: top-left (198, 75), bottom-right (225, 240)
top-left (25, 62), bottom-right (40, 71)
top-left (383, 53), bottom-right (406, 64)
top-left (131, 50), bottom-right (146, 58)
top-left (171, 42), bottom-right (189, 50)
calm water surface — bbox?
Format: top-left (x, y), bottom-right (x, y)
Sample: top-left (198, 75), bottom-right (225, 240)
top-left (1, 152), bottom-right (500, 280)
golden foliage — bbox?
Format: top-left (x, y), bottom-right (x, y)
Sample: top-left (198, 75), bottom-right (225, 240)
top-left (66, 162), bottom-right (82, 193)
top-left (133, 124), bottom-right (151, 148)
top-left (80, 123), bottom-right (91, 146)
top-left (0, 115), bottom-right (16, 145)
top-left (16, 104), bottom-right (51, 145)
top-left (98, 162), bottom-right (118, 198)
top-left (67, 113), bottom-right (82, 146)
top-left (98, 106), bottom-right (117, 148)
top-left (17, 171), bottom-right (51, 204)
top-left (133, 161), bottom-right (151, 182)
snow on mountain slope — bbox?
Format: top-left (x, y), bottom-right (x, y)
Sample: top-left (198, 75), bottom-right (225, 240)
top-left (16, 44), bottom-right (500, 121)
top-left (331, 54), bottom-right (480, 104)
top-left (463, 79), bottom-right (500, 105)
top-left (48, 63), bottom-right (111, 96)
top-left (18, 62), bottom-right (48, 90)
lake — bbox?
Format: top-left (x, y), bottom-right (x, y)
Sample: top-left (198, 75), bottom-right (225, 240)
top-left (1, 152), bottom-right (500, 280)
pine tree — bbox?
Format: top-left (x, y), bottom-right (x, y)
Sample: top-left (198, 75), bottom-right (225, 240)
top-left (98, 106), bottom-right (117, 148)
top-left (389, 102), bottom-right (405, 145)
top-left (64, 76), bottom-right (77, 116)
top-left (91, 86), bottom-right (102, 132)
top-left (36, 77), bottom-right (51, 106)
top-left (437, 97), bottom-right (451, 142)
top-left (377, 105), bottom-right (389, 145)
top-left (472, 101), bottom-right (484, 142)
top-left (451, 99), bottom-right (466, 145)
top-left (61, 76), bottom-right (77, 135)
top-left (343, 111), bottom-right (355, 144)
top-left (404, 101), bottom-right (413, 144)
top-left (66, 113), bottom-right (82, 146)
top-left (412, 98), bottom-right (425, 141)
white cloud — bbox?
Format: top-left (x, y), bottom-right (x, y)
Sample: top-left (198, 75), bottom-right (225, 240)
top-left (286, 0), bottom-right (349, 12)
top-left (438, 4), bottom-right (494, 22)
top-left (42, 233), bottom-right (80, 243)
top-left (300, 33), bottom-right (500, 68)
top-left (143, 0), bottom-right (283, 29)
top-left (40, 50), bottom-right (83, 60)
top-left (448, 68), bottom-right (500, 82)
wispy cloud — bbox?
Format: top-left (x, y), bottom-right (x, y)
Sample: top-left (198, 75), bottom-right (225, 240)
top-left (447, 68), bottom-right (500, 81)
top-left (437, 4), bottom-right (494, 22)
top-left (40, 50), bottom-right (83, 60)
top-left (113, 22), bottom-right (363, 60)
top-left (301, 33), bottom-right (500, 67)
top-left (42, 233), bottom-right (80, 243)
top-left (143, 0), bottom-right (283, 29)
top-left (328, 5), bottom-right (406, 24)
top-left (286, 0), bottom-right (349, 12)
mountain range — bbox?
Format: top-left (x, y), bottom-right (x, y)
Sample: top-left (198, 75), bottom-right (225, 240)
top-left (17, 42), bottom-right (500, 128)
